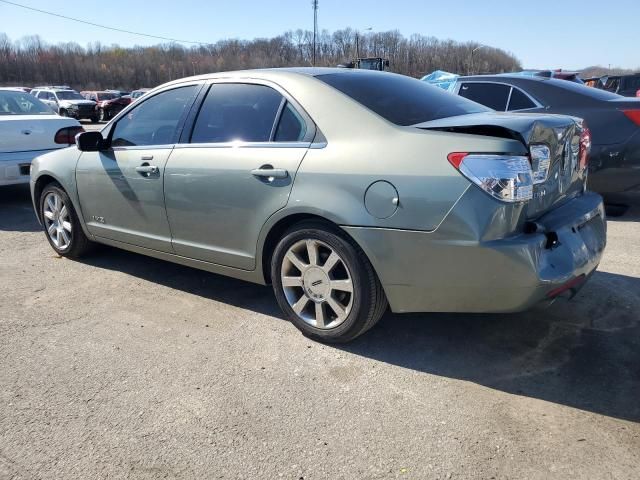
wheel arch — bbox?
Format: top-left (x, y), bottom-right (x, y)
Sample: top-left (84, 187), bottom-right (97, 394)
top-left (258, 210), bottom-right (379, 286)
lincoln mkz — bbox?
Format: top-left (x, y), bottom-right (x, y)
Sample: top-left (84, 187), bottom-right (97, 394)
top-left (30, 69), bottom-right (607, 342)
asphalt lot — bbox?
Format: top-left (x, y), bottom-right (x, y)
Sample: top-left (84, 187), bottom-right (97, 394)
top-left (1, 184), bottom-right (639, 479)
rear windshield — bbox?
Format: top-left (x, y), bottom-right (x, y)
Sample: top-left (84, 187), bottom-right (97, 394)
top-left (0, 90), bottom-right (52, 115)
top-left (316, 72), bottom-right (489, 126)
top-left (548, 78), bottom-right (621, 100)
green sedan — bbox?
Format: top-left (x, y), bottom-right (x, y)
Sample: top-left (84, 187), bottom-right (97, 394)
top-left (29, 68), bottom-right (606, 342)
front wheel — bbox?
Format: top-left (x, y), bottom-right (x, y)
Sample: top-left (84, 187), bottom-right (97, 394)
top-left (271, 221), bottom-right (387, 343)
top-left (39, 183), bottom-right (92, 258)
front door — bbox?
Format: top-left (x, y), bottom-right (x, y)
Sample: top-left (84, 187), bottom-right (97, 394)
top-left (164, 82), bottom-right (314, 270)
top-left (76, 84), bottom-right (201, 252)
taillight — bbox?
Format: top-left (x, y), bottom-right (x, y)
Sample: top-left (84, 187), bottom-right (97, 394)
top-left (579, 125), bottom-right (591, 171)
top-left (55, 126), bottom-right (85, 145)
top-left (447, 153), bottom-right (533, 203)
top-left (529, 145), bottom-right (551, 184)
top-left (623, 110), bottom-right (640, 126)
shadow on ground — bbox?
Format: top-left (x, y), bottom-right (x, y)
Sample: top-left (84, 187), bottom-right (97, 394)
top-left (4, 184), bottom-right (640, 422)
top-left (0, 185), bottom-right (41, 232)
top-left (83, 245), bottom-right (640, 423)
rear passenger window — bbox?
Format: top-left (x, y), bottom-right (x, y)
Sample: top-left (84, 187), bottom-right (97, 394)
top-left (275, 102), bottom-right (306, 141)
top-left (459, 83), bottom-right (511, 111)
top-left (507, 88), bottom-right (536, 111)
top-left (191, 84), bottom-right (283, 143)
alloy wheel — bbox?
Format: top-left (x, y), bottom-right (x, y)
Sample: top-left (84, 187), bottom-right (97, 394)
top-left (281, 239), bottom-right (354, 329)
top-left (43, 192), bottom-right (72, 250)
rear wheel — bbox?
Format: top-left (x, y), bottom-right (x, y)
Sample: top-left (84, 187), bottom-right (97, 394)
top-left (39, 183), bottom-right (92, 258)
top-left (59, 109), bottom-right (68, 117)
top-left (271, 221), bottom-right (387, 343)
top-left (90, 115), bottom-right (99, 123)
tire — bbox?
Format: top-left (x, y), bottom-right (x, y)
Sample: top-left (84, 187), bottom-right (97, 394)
top-left (271, 220), bottom-right (387, 343)
top-left (90, 115), bottom-right (99, 124)
top-left (59, 109), bottom-right (68, 117)
top-left (39, 183), bottom-right (92, 258)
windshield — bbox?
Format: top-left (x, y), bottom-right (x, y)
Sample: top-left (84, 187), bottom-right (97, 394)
top-left (316, 71), bottom-right (490, 126)
top-left (0, 90), bottom-right (53, 115)
top-left (55, 90), bottom-right (84, 100)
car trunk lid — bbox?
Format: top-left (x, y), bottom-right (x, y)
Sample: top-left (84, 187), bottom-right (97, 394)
top-left (414, 112), bottom-right (587, 219)
top-left (0, 115), bottom-right (79, 153)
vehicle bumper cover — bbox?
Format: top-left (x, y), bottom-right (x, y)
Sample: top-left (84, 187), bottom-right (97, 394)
top-left (0, 149), bottom-right (59, 186)
top-left (343, 192), bottom-right (606, 314)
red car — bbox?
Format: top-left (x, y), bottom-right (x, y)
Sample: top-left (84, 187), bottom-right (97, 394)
top-left (80, 91), bottom-right (132, 122)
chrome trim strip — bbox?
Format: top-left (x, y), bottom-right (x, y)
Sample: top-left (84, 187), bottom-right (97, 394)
top-left (173, 141), bottom-right (311, 149)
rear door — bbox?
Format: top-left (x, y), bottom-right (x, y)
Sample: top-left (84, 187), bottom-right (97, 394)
top-left (76, 83), bottom-right (201, 252)
top-left (164, 81), bottom-right (314, 270)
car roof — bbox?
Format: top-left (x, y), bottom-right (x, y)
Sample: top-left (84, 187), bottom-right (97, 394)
top-left (160, 67), bottom-right (390, 86)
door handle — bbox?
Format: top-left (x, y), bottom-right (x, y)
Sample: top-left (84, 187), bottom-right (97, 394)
top-left (251, 166), bottom-right (288, 180)
top-left (135, 164), bottom-right (159, 176)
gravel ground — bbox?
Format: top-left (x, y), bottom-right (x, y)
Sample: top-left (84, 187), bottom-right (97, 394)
top-left (1, 184), bottom-right (639, 479)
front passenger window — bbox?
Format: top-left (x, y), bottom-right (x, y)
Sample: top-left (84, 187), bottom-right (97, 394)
top-left (111, 85), bottom-right (199, 147)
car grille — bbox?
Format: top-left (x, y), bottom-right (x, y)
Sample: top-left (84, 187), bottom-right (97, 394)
top-left (77, 105), bottom-right (95, 116)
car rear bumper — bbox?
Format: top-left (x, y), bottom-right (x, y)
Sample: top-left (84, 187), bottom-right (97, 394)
top-left (0, 149), bottom-right (59, 186)
top-left (343, 192), bottom-right (606, 314)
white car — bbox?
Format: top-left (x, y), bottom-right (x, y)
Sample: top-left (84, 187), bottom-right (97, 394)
top-left (1, 88), bottom-right (83, 186)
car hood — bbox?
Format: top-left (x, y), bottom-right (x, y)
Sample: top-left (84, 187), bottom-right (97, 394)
top-left (59, 100), bottom-right (96, 107)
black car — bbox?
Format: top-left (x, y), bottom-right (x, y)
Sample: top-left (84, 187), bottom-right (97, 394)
top-left (448, 75), bottom-right (640, 197)
top-left (599, 74), bottom-right (640, 97)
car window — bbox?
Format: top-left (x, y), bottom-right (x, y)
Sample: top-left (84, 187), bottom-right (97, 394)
top-left (0, 90), bottom-right (52, 115)
top-left (275, 102), bottom-right (306, 141)
top-left (459, 83), bottom-right (511, 111)
top-left (191, 83), bottom-right (283, 143)
top-left (316, 71), bottom-right (489, 126)
top-left (507, 88), bottom-right (536, 111)
top-left (111, 85), bottom-right (199, 147)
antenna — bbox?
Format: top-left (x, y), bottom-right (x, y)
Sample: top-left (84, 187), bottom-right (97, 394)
top-left (312, 0), bottom-right (319, 66)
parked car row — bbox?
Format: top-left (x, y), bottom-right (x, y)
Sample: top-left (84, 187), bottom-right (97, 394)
top-left (0, 88), bottom-right (83, 186)
top-left (25, 69), bottom-right (607, 342)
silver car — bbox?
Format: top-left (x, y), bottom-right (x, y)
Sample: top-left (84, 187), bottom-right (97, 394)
top-left (30, 69), bottom-right (606, 342)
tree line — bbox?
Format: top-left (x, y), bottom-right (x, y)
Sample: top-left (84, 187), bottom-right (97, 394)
top-left (0, 29), bottom-right (522, 90)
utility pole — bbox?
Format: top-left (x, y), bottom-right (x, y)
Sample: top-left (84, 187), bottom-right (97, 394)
top-left (470, 45), bottom-right (486, 75)
top-left (312, 0), bottom-right (319, 66)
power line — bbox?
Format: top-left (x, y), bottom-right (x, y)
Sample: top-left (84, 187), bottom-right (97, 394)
top-left (0, 0), bottom-right (211, 45)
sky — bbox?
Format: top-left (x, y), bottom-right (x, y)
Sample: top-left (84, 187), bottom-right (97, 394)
top-left (0, 0), bottom-right (638, 70)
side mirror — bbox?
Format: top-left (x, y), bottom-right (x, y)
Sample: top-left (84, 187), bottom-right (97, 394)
top-left (76, 131), bottom-right (108, 152)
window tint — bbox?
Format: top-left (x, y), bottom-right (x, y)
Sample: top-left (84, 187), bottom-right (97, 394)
top-left (275, 102), bottom-right (306, 141)
top-left (191, 84), bottom-right (283, 143)
top-left (507, 88), bottom-right (536, 111)
top-left (316, 71), bottom-right (489, 126)
top-left (459, 83), bottom-right (510, 111)
top-left (111, 85), bottom-right (198, 147)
